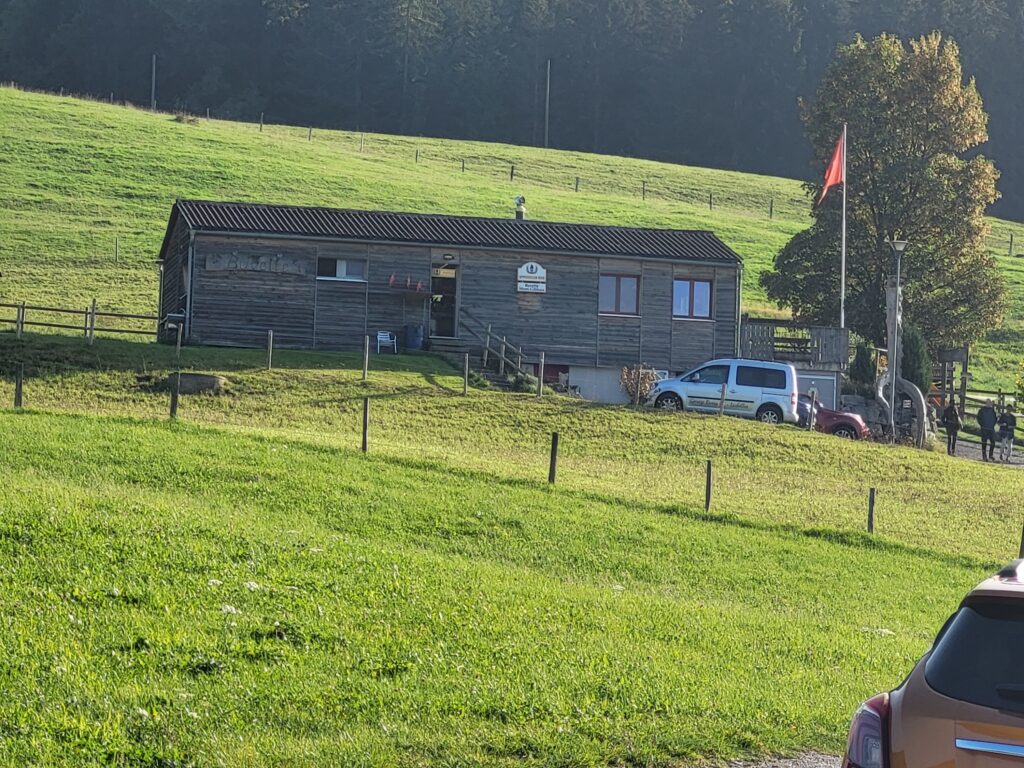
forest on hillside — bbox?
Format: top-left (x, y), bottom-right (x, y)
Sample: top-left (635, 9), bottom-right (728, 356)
top-left (3, 0), bottom-right (1024, 216)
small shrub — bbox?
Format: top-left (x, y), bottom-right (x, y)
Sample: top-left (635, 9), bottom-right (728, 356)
top-left (850, 341), bottom-right (876, 386)
top-left (507, 372), bottom-right (538, 393)
top-left (620, 365), bottom-right (660, 403)
top-left (901, 324), bottom-right (932, 393)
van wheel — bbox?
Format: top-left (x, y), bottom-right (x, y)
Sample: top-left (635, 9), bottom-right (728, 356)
top-left (655, 392), bottom-right (684, 411)
top-left (832, 425), bottom-right (858, 439)
top-left (756, 404), bottom-right (783, 425)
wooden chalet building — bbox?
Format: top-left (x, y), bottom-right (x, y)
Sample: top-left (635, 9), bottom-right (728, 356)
top-left (157, 200), bottom-right (744, 402)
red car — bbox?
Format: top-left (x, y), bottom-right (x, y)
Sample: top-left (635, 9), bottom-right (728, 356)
top-left (798, 394), bottom-right (871, 439)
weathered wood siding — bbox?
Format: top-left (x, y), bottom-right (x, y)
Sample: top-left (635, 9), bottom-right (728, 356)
top-left (458, 249), bottom-right (600, 365)
top-left (158, 216), bottom-right (190, 342)
top-left (181, 230), bottom-right (740, 364)
top-left (365, 244), bottom-right (431, 339)
top-left (191, 235), bottom-right (317, 347)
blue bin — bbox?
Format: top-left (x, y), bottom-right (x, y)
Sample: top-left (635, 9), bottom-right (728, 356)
top-left (404, 324), bottom-right (425, 350)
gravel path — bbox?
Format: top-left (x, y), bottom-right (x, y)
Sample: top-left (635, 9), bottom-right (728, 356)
top-left (946, 433), bottom-right (1024, 467)
top-left (728, 753), bottom-right (840, 768)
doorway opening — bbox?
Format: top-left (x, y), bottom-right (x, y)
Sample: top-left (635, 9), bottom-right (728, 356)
top-left (430, 264), bottom-right (458, 337)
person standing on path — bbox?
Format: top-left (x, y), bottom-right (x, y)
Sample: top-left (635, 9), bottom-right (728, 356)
top-left (999, 405), bottom-right (1017, 463)
top-left (942, 398), bottom-right (963, 456)
top-left (977, 399), bottom-right (999, 461)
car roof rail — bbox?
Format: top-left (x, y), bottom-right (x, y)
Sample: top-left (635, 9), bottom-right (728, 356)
top-left (997, 560), bottom-right (1024, 582)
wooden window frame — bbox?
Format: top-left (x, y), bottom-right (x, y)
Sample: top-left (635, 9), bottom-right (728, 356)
top-left (317, 257), bottom-right (367, 282)
top-left (672, 278), bottom-right (713, 320)
top-left (599, 274), bottom-right (641, 316)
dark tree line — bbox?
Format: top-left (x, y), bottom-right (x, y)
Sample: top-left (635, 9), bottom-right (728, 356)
top-left (3, 0), bottom-right (1024, 217)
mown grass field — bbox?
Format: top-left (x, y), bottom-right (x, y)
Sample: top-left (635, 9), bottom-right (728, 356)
top-left (4, 85), bottom-right (1024, 766)
top-left (0, 396), bottom-right (996, 766)
top-left (4, 333), bottom-right (1024, 565)
top-left (2, 85), bottom-right (1024, 387)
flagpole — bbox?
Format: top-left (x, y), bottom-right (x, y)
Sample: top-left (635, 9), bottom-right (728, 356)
top-left (840, 122), bottom-right (847, 330)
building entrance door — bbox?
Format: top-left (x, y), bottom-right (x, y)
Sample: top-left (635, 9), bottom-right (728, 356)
top-left (430, 264), bottom-right (458, 337)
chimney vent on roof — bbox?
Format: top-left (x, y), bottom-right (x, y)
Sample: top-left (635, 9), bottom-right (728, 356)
top-left (514, 195), bottom-right (527, 221)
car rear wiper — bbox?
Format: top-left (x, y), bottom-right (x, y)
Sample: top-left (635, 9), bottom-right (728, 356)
top-left (996, 685), bottom-right (1024, 701)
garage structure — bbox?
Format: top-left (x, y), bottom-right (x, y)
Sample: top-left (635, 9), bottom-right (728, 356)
top-left (157, 199), bottom-right (744, 402)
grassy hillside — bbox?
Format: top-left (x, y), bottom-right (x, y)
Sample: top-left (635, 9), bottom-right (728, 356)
top-left (0, 401), bottom-right (996, 766)
top-left (3, 84), bottom-right (1024, 389)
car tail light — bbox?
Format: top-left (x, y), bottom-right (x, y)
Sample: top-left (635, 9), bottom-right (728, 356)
top-left (844, 693), bottom-right (890, 768)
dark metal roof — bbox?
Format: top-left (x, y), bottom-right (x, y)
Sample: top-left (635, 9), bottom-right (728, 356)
top-left (165, 199), bottom-right (742, 265)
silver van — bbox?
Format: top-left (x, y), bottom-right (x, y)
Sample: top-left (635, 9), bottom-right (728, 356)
top-left (645, 358), bottom-right (799, 424)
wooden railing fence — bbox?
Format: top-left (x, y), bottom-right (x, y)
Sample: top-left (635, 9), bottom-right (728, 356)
top-left (0, 301), bottom-right (159, 342)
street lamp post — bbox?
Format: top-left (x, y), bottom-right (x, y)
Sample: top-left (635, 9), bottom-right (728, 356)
top-left (887, 238), bottom-right (909, 441)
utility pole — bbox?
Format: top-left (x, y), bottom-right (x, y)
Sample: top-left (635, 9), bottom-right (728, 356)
top-left (544, 58), bottom-right (551, 148)
top-left (400, 0), bottom-right (412, 132)
top-left (150, 54), bottom-right (157, 111)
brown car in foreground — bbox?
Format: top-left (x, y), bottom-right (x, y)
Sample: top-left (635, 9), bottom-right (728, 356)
top-left (844, 561), bottom-right (1024, 768)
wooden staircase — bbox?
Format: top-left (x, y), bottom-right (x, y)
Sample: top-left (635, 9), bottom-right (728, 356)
top-left (427, 310), bottom-right (537, 393)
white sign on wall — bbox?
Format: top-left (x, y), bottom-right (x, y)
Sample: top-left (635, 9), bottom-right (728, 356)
top-left (517, 261), bottom-right (546, 293)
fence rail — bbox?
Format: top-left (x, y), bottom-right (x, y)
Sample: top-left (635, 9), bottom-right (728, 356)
top-left (0, 301), bottom-right (160, 342)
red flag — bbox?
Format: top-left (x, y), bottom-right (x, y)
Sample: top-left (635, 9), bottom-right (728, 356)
top-left (816, 132), bottom-right (846, 206)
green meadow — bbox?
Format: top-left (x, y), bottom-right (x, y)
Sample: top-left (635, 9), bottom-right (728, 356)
top-left (3, 85), bottom-right (1024, 765)
top-left (3, 84), bottom-right (1024, 387)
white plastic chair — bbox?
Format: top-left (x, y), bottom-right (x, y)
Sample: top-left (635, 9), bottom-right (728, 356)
top-left (377, 331), bottom-right (398, 354)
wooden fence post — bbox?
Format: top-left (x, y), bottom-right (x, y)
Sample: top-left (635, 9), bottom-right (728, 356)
top-left (363, 335), bottom-right (370, 382)
top-left (461, 158), bottom-right (465, 172)
top-left (537, 352), bottom-right (545, 397)
top-left (308, 126), bottom-right (312, 141)
top-left (463, 353), bottom-right (470, 396)
top-left (718, 382), bottom-right (727, 416)
top-left (705, 460), bottom-right (712, 512)
top-left (574, 176), bottom-right (580, 192)
top-left (709, 192), bottom-right (714, 210)
top-left (175, 323), bottom-right (184, 360)
top-left (259, 112), bottom-right (264, 132)
top-left (868, 488), bottom-right (876, 533)
top-left (15, 302), bottom-right (24, 339)
top-left (642, 181), bottom-right (647, 200)
top-left (360, 133), bottom-right (364, 152)
top-left (499, 336), bottom-right (507, 377)
top-left (82, 305), bottom-right (89, 339)
top-left (88, 299), bottom-right (97, 345)
top-left (510, 164), bottom-right (515, 181)
top-left (415, 149), bottom-right (419, 163)
top-left (548, 431), bottom-right (559, 484)
top-left (633, 365), bottom-right (642, 406)
top-left (361, 397), bottom-right (369, 453)
top-left (169, 371), bottom-right (180, 419)
top-left (14, 364), bottom-right (23, 409)
top-left (267, 330), bottom-right (274, 370)
top-left (482, 324), bottom-right (492, 369)
top-left (769, 198), bottom-right (774, 220)
top-left (1012, 233), bottom-right (1015, 256)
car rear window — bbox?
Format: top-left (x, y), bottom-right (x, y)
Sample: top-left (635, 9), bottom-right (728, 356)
top-left (925, 599), bottom-right (1024, 714)
top-left (761, 369), bottom-right (787, 390)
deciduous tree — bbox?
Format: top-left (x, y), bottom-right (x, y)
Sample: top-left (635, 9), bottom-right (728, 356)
top-left (761, 33), bottom-right (1004, 349)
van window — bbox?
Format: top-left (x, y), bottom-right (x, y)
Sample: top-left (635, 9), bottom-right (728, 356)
top-left (737, 366), bottom-right (788, 390)
top-left (925, 600), bottom-right (1024, 715)
top-left (684, 365), bottom-right (729, 385)
top-left (736, 366), bottom-right (763, 387)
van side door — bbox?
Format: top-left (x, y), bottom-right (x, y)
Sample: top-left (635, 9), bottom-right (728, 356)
top-left (680, 364), bottom-right (730, 412)
top-left (731, 365), bottom-right (765, 418)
